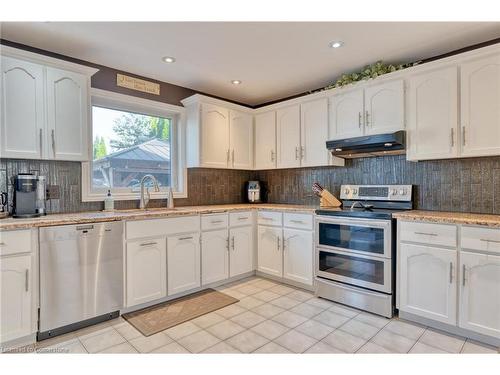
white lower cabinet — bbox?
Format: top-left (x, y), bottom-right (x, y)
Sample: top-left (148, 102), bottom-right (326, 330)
top-left (257, 225), bottom-right (283, 277)
top-left (201, 229), bottom-right (229, 285)
top-left (399, 243), bottom-right (457, 325)
top-left (167, 233), bottom-right (201, 295)
top-left (229, 226), bottom-right (254, 277)
top-left (0, 255), bottom-right (33, 343)
top-left (283, 228), bottom-right (313, 285)
top-left (459, 251), bottom-right (500, 338)
top-left (126, 238), bottom-right (167, 307)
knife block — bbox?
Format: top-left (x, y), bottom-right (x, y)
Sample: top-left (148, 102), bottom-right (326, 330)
top-left (319, 189), bottom-right (342, 208)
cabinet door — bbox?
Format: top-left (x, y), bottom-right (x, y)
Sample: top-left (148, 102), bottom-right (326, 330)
top-left (276, 105), bottom-right (301, 168)
top-left (460, 54), bottom-right (500, 157)
top-left (230, 226), bottom-right (254, 277)
top-left (46, 67), bottom-right (89, 161)
top-left (329, 89), bottom-right (364, 139)
top-left (257, 225), bottom-right (282, 277)
top-left (200, 103), bottom-right (230, 168)
top-left (407, 67), bottom-right (458, 160)
top-left (230, 110), bottom-right (253, 170)
top-left (0, 255), bottom-right (32, 342)
top-left (283, 228), bottom-right (313, 285)
top-left (364, 80), bottom-right (405, 135)
top-left (0, 56), bottom-right (45, 159)
top-left (254, 111), bottom-right (276, 169)
top-left (201, 229), bottom-right (229, 285)
top-left (167, 233), bottom-right (201, 295)
top-left (300, 98), bottom-right (329, 167)
top-left (126, 238), bottom-right (167, 307)
top-left (399, 243), bottom-right (457, 325)
top-left (459, 251), bottom-right (500, 338)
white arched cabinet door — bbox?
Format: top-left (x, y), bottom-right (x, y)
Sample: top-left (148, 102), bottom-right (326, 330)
top-left (460, 54), bottom-right (500, 157)
top-left (229, 225), bottom-right (254, 277)
top-left (201, 229), bottom-right (229, 285)
top-left (1, 56), bottom-right (45, 159)
top-left (407, 67), bottom-right (458, 161)
top-left (167, 233), bottom-right (201, 295)
top-left (459, 251), bottom-right (500, 338)
top-left (229, 110), bottom-right (253, 170)
top-left (276, 104), bottom-right (301, 168)
top-left (46, 67), bottom-right (89, 161)
top-left (200, 103), bottom-right (230, 168)
top-left (329, 89), bottom-right (364, 140)
top-left (399, 243), bottom-right (457, 325)
top-left (364, 80), bottom-right (404, 135)
top-left (257, 226), bottom-right (282, 277)
top-left (300, 98), bottom-right (329, 167)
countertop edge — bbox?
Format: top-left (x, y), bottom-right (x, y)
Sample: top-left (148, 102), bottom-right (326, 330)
top-left (393, 210), bottom-right (500, 228)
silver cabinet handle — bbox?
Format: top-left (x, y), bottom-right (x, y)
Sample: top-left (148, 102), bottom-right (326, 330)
top-left (290, 220), bottom-right (304, 224)
top-left (365, 110), bottom-right (370, 127)
top-left (51, 129), bottom-right (56, 156)
top-left (277, 236), bottom-right (280, 251)
top-left (140, 241), bottom-right (157, 246)
top-left (260, 217), bottom-right (273, 221)
top-left (226, 237), bottom-right (229, 251)
top-left (231, 149), bottom-right (235, 164)
top-left (414, 231), bottom-right (438, 236)
top-left (450, 128), bottom-right (454, 147)
top-left (462, 264), bottom-right (466, 286)
top-left (76, 225), bottom-right (94, 231)
top-left (462, 126), bottom-right (466, 146)
top-left (283, 237), bottom-right (286, 251)
top-left (449, 262), bottom-right (453, 284)
top-left (211, 220), bottom-right (224, 224)
top-left (238, 216), bottom-right (248, 220)
top-left (358, 112), bottom-right (362, 128)
top-left (231, 236), bottom-right (235, 250)
top-left (39, 128), bottom-right (43, 157)
top-left (480, 238), bottom-right (500, 244)
top-left (25, 269), bottom-right (29, 292)
top-left (300, 146), bottom-right (305, 160)
top-left (270, 150), bottom-right (275, 162)
top-left (0, 242), bottom-right (5, 246)
top-left (179, 236), bottom-right (193, 241)
top-left (295, 146), bottom-right (299, 160)
top-left (226, 149), bottom-right (230, 163)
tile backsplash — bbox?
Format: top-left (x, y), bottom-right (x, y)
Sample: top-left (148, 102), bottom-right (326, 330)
top-left (1, 154), bottom-right (500, 214)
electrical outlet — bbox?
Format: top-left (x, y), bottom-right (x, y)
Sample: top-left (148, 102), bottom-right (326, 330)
top-left (47, 185), bottom-right (60, 200)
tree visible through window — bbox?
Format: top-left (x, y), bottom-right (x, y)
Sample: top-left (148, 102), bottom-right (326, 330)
top-left (92, 106), bottom-right (172, 190)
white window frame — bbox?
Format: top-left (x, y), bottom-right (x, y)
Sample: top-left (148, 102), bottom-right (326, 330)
top-left (82, 88), bottom-right (187, 202)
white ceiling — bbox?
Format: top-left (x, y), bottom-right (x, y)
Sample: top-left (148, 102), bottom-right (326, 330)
top-left (1, 22), bottom-right (499, 106)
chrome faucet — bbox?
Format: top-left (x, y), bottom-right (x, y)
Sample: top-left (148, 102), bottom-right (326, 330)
top-left (139, 174), bottom-right (160, 209)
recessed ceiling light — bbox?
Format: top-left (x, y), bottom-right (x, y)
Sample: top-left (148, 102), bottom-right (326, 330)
top-left (231, 80), bottom-right (242, 85)
top-left (330, 41), bottom-right (344, 49)
top-left (162, 56), bottom-right (176, 63)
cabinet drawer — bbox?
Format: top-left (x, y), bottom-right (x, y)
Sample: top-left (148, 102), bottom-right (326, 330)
top-left (201, 213), bottom-right (228, 231)
top-left (258, 210), bottom-right (282, 226)
top-left (399, 221), bottom-right (457, 248)
top-left (0, 229), bottom-right (33, 256)
top-left (229, 211), bottom-right (253, 227)
top-left (461, 225), bottom-right (500, 254)
top-left (284, 213), bottom-right (313, 230)
top-left (126, 216), bottom-right (200, 240)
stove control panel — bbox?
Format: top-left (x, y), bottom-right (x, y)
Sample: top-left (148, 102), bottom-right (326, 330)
top-left (340, 184), bottom-right (412, 201)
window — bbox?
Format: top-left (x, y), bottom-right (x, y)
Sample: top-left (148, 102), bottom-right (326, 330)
top-left (82, 89), bottom-right (186, 202)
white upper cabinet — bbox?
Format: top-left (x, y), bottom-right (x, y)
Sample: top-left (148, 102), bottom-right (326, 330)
top-left (201, 229), bottom-right (229, 285)
top-left (399, 243), bottom-right (457, 325)
top-left (300, 98), bottom-right (329, 167)
top-left (276, 104), bottom-right (301, 168)
top-left (46, 67), bottom-right (89, 161)
top-left (1, 56), bottom-right (45, 159)
top-left (329, 89), bottom-right (364, 140)
top-left (254, 111), bottom-right (276, 170)
top-left (229, 110), bottom-right (253, 170)
top-left (459, 251), bottom-right (500, 338)
top-left (0, 49), bottom-right (96, 161)
top-left (407, 66), bottom-right (458, 160)
top-left (364, 80), bottom-right (404, 135)
top-left (460, 53), bottom-right (500, 157)
top-left (200, 103), bottom-right (230, 168)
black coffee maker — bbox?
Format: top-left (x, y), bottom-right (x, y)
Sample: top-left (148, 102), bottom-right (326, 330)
top-left (12, 173), bottom-right (46, 218)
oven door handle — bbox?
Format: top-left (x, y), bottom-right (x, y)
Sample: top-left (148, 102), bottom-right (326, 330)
top-left (316, 217), bottom-right (392, 229)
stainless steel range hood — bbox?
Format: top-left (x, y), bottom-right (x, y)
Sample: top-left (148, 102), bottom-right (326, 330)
top-left (326, 131), bottom-right (406, 158)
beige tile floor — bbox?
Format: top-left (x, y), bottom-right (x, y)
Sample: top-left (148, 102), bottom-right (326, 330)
top-left (14, 276), bottom-right (500, 354)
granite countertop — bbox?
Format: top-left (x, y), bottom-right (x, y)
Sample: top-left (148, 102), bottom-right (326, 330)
top-left (393, 210), bottom-right (500, 228)
top-left (0, 203), bottom-right (319, 230)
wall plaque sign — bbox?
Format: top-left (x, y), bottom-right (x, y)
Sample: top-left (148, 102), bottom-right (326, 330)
top-left (116, 73), bottom-right (160, 95)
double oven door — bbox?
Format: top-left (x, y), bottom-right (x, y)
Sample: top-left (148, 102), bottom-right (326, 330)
top-left (316, 216), bottom-right (393, 294)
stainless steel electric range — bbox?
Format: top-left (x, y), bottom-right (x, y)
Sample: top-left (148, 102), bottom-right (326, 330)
top-left (314, 184), bottom-right (413, 318)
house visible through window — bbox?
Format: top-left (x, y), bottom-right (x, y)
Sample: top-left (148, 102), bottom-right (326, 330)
top-left (92, 106), bottom-right (172, 191)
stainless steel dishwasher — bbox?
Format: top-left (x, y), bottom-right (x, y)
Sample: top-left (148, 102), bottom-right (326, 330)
top-left (38, 221), bottom-right (123, 340)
